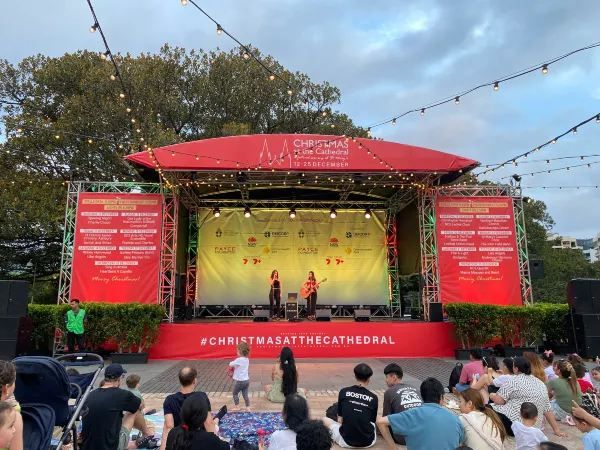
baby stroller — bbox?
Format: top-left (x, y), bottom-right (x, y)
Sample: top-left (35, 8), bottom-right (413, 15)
top-left (13, 353), bottom-right (104, 450)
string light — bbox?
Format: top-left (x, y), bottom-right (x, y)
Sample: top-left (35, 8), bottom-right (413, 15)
top-left (89, 23), bottom-right (98, 33)
top-left (180, 0), bottom-right (188, 5)
top-left (420, 108), bottom-right (425, 116)
top-left (541, 64), bottom-right (549, 75)
top-left (493, 81), bottom-right (499, 91)
top-left (454, 96), bottom-right (460, 104)
top-left (216, 24), bottom-right (223, 35)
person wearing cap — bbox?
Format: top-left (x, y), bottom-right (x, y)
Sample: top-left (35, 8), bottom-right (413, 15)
top-left (382, 363), bottom-right (422, 445)
top-left (81, 364), bottom-right (157, 450)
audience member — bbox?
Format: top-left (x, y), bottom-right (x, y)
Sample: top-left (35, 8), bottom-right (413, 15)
top-left (381, 363), bottom-right (422, 445)
top-left (322, 363), bottom-right (378, 448)
top-left (229, 341), bottom-right (251, 411)
top-left (568, 354), bottom-right (593, 384)
top-left (165, 395), bottom-right (228, 450)
top-left (455, 349), bottom-right (485, 392)
top-left (469, 356), bottom-right (502, 403)
top-left (81, 363), bottom-right (156, 450)
top-left (537, 442), bottom-right (568, 450)
top-left (524, 352), bottom-right (547, 383)
top-left (490, 357), bottom-right (565, 437)
top-left (268, 394), bottom-right (309, 450)
top-left (573, 402), bottom-right (600, 449)
top-left (295, 420), bottom-right (332, 450)
top-left (591, 366), bottom-right (600, 391)
top-left (511, 402), bottom-right (548, 450)
top-left (126, 374), bottom-right (156, 415)
top-left (493, 358), bottom-right (516, 388)
top-left (0, 402), bottom-right (16, 450)
top-left (458, 388), bottom-right (505, 450)
top-left (547, 360), bottom-right (581, 422)
top-left (0, 361), bottom-right (22, 450)
top-left (377, 377), bottom-right (464, 450)
top-left (265, 347), bottom-right (304, 403)
top-left (541, 351), bottom-right (557, 381)
top-left (160, 367), bottom-right (210, 450)
top-left (574, 364), bottom-right (595, 394)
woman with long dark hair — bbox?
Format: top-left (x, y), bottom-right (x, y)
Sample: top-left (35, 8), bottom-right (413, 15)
top-left (165, 395), bottom-right (228, 450)
top-left (269, 270), bottom-right (282, 320)
top-left (458, 388), bottom-right (506, 450)
top-left (265, 347), bottom-right (304, 403)
top-left (302, 271), bottom-right (318, 320)
top-left (267, 394), bottom-right (309, 449)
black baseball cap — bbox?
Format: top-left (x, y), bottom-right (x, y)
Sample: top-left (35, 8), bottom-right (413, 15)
top-left (384, 363), bottom-right (403, 378)
top-left (104, 363), bottom-right (127, 379)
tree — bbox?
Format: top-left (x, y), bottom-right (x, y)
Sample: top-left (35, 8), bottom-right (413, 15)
top-left (0, 45), bottom-right (367, 289)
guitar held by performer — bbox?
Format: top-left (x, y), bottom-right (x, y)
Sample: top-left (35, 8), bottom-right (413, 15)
top-left (300, 271), bottom-right (327, 321)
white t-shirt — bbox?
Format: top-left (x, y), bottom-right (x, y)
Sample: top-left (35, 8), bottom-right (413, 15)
top-left (229, 357), bottom-right (250, 381)
top-left (544, 365), bottom-right (557, 381)
top-left (511, 421), bottom-right (548, 450)
top-left (268, 429), bottom-right (296, 450)
top-left (492, 374), bottom-right (513, 387)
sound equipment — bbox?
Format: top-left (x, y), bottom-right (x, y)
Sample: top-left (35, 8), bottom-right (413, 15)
top-left (316, 308), bottom-right (331, 322)
top-left (0, 280), bottom-right (29, 359)
top-left (429, 303), bottom-right (444, 322)
top-left (286, 297), bottom-right (299, 321)
top-left (530, 259), bottom-right (544, 279)
top-left (568, 279), bottom-right (600, 314)
top-left (354, 308), bottom-right (370, 322)
top-left (252, 307), bottom-right (270, 322)
top-left (571, 313), bottom-right (600, 358)
top-left (300, 278), bottom-right (328, 299)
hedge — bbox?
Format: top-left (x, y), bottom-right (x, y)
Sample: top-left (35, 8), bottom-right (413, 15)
top-left (444, 303), bottom-right (569, 349)
top-left (27, 303), bottom-right (165, 353)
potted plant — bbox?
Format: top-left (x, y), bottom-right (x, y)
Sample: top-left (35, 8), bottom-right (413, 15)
top-left (445, 303), bottom-right (499, 360)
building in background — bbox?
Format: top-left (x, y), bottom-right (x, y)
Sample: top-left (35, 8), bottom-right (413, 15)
top-left (547, 233), bottom-right (599, 263)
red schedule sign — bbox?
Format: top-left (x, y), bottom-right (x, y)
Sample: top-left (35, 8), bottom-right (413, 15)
top-left (70, 193), bottom-right (163, 303)
top-left (435, 196), bottom-right (522, 305)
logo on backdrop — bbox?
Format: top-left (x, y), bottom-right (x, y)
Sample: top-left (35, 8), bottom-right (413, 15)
top-left (329, 237), bottom-right (339, 247)
top-left (247, 236), bottom-right (257, 247)
top-left (214, 246), bottom-right (236, 254)
top-left (298, 230), bottom-right (305, 238)
top-left (298, 247), bottom-right (318, 255)
top-left (264, 231), bottom-right (271, 238)
top-left (215, 228), bottom-right (222, 238)
top-left (346, 232), bottom-right (352, 238)
top-left (258, 139), bottom-right (292, 168)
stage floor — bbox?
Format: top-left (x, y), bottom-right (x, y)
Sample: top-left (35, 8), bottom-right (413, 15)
top-left (149, 320), bottom-right (457, 360)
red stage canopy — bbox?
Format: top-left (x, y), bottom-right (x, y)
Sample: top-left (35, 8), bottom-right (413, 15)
top-left (126, 134), bottom-right (478, 173)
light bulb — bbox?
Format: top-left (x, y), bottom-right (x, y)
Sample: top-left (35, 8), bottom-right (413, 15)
top-left (90, 23), bottom-right (98, 33)
top-left (287, 89), bottom-right (293, 95)
top-left (289, 208), bottom-right (296, 219)
top-left (392, 118), bottom-right (397, 125)
top-left (329, 207), bottom-right (337, 219)
top-left (420, 108), bottom-right (425, 116)
top-left (364, 208), bottom-right (372, 219)
top-left (110, 74), bottom-right (116, 81)
top-left (216, 24), bottom-right (223, 35)
top-left (493, 81), bottom-right (499, 91)
top-left (269, 74), bottom-right (275, 81)
top-left (242, 51), bottom-right (250, 60)
top-left (180, 0), bottom-right (188, 5)
top-left (244, 207), bottom-right (251, 218)
top-left (454, 96), bottom-right (460, 104)
top-left (541, 64), bottom-right (548, 75)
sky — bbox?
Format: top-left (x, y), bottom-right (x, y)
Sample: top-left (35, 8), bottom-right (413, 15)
top-left (1, 0), bottom-right (599, 238)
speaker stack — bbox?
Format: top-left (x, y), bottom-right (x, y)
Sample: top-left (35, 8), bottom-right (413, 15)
top-left (0, 280), bottom-right (29, 359)
top-left (568, 278), bottom-right (600, 358)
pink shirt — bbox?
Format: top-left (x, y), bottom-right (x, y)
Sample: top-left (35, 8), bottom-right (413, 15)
top-left (459, 360), bottom-right (485, 384)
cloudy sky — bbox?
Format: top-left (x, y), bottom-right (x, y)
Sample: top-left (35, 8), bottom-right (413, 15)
top-left (1, 1), bottom-right (599, 238)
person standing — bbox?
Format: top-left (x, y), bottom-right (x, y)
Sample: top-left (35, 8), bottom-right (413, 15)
top-left (269, 270), bottom-right (282, 320)
top-left (303, 271), bottom-right (319, 320)
top-left (65, 299), bottom-right (87, 353)
top-left (229, 342), bottom-right (251, 411)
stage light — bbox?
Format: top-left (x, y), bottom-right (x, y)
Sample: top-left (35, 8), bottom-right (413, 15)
top-left (329, 207), bottom-right (337, 219)
top-left (289, 208), bottom-right (296, 219)
top-left (364, 208), bottom-right (372, 219)
top-left (213, 207), bottom-right (221, 218)
top-left (244, 207), bottom-right (251, 218)
top-left (512, 174), bottom-right (522, 182)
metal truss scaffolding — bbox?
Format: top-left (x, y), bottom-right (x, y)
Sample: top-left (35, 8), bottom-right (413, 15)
top-left (160, 191), bottom-right (178, 322)
top-left (417, 185), bottom-right (532, 319)
top-left (385, 211), bottom-right (401, 318)
top-left (185, 207), bottom-right (198, 306)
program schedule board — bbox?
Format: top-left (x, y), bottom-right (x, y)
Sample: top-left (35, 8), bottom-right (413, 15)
top-left (70, 193), bottom-right (163, 303)
top-left (435, 196), bottom-right (522, 305)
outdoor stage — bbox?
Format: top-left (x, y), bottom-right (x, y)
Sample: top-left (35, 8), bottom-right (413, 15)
top-left (149, 320), bottom-right (457, 360)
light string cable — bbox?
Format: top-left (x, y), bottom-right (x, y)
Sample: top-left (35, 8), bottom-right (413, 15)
top-left (364, 40), bottom-right (600, 133)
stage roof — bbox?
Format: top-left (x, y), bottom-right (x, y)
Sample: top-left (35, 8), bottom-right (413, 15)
top-left (126, 134), bottom-right (478, 173)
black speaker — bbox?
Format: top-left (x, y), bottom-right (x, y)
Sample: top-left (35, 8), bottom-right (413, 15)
top-left (0, 318), bottom-right (20, 340)
top-left (429, 303), bottom-right (443, 322)
top-left (316, 308), bottom-right (331, 322)
top-left (568, 279), bottom-right (600, 314)
top-left (253, 307), bottom-right (270, 322)
top-left (354, 308), bottom-right (370, 322)
top-left (530, 259), bottom-right (544, 279)
top-left (0, 340), bottom-right (17, 360)
top-left (572, 314), bottom-right (600, 358)
top-left (0, 280), bottom-right (29, 317)
top-left (575, 336), bottom-right (600, 359)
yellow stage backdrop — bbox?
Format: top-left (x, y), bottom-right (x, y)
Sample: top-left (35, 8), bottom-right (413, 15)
top-left (196, 209), bottom-right (389, 305)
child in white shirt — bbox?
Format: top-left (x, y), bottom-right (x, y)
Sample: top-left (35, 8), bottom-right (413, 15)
top-left (512, 402), bottom-right (548, 450)
top-left (229, 341), bottom-right (251, 411)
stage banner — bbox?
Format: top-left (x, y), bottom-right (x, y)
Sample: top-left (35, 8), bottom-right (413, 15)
top-left (70, 193), bottom-right (163, 303)
top-left (196, 209), bottom-right (388, 305)
top-left (435, 196), bottom-right (522, 305)
top-left (149, 322), bottom-right (457, 359)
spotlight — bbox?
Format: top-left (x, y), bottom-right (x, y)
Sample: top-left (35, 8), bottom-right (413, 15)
top-left (512, 174), bottom-right (522, 183)
top-left (289, 208), bottom-right (296, 219)
top-left (244, 207), bottom-right (251, 218)
top-left (213, 207), bottom-right (221, 218)
top-left (329, 207), bottom-right (337, 219)
top-left (364, 208), bottom-right (372, 219)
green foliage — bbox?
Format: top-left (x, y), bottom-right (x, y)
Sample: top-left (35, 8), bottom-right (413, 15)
top-left (445, 303), bottom-right (569, 348)
top-left (27, 302), bottom-right (165, 354)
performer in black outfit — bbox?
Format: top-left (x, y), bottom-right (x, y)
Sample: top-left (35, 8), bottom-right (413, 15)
top-left (269, 269), bottom-right (282, 319)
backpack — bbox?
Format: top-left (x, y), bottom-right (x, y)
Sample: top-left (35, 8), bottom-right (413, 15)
top-left (448, 362), bottom-right (463, 392)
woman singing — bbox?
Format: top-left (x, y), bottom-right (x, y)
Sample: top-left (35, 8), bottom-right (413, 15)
top-left (269, 269), bottom-right (282, 320)
top-left (303, 271), bottom-right (318, 320)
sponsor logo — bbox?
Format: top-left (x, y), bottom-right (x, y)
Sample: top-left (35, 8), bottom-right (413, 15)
top-left (214, 246), bottom-right (236, 254)
top-left (345, 247), bottom-right (352, 255)
top-left (264, 231), bottom-right (289, 238)
top-left (263, 231), bottom-right (271, 238)
top-left (298, 247), bottom-right (318, 255)
top-left (329, 237), bottom-right (339, 247)
top-left (247, 236), bottom-right (257, 247)
top-left (346, 232), bottom-right (353, 238)
top-left (215, 228), bottom-right (222, 238)
top-left (298, 230), bottom-right (305, 238)
top-left (346, 231), bottom-right (370, 238)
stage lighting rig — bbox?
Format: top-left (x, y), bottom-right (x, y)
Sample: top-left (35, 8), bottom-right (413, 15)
top-left (364, 208), bottom-right (372, 219)
top-left (289, 207), bottom-right (296, 219)
top-left (212, 207), bottom-right (221, 218)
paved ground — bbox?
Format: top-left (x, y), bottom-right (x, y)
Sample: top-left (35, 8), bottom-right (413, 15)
top-left (104, 357), bottom-right (587, 449)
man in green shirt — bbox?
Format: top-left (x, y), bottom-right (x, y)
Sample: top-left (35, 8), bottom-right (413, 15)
top-left (65, 299), bottom-right (87, 353)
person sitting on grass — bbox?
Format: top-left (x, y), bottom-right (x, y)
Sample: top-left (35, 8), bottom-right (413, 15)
top-left (265, 394), bottom-right (309, 450)
top-left (165, 395), bottom-right (228, 450)
top-left (160, 367), bottom-right (211, 450)
top-left (295, 420), bottom-right (332, 450)
top-left (377, 377), bottom-right (464, 450)
top-left (0, 402), bottom-right (16, 450)
top-left (458, 388), bottom-right (506, 450)
top-left (125, 374), bottom-right (156, 416)
top-left (0, 361), bottom-right (22, 450)
top-left (455, 349), bottom-right (485, 393)
top-left (265, 347), bottom-right (305, 403)
top-left (511, 402), bottom-right (547, 450)
top-left (322, 363), bottom-right (378, 448)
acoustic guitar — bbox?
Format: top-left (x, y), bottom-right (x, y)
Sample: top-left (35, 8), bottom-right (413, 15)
top-left (300, 278), bottom-right (327, 299)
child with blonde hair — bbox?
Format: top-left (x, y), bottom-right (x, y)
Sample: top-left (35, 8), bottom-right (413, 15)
top-left (229, 341), bottom-right (251, 411)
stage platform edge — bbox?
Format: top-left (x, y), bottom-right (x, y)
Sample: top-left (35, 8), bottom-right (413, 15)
top-left (149, 321), bottom-right (457, 359)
